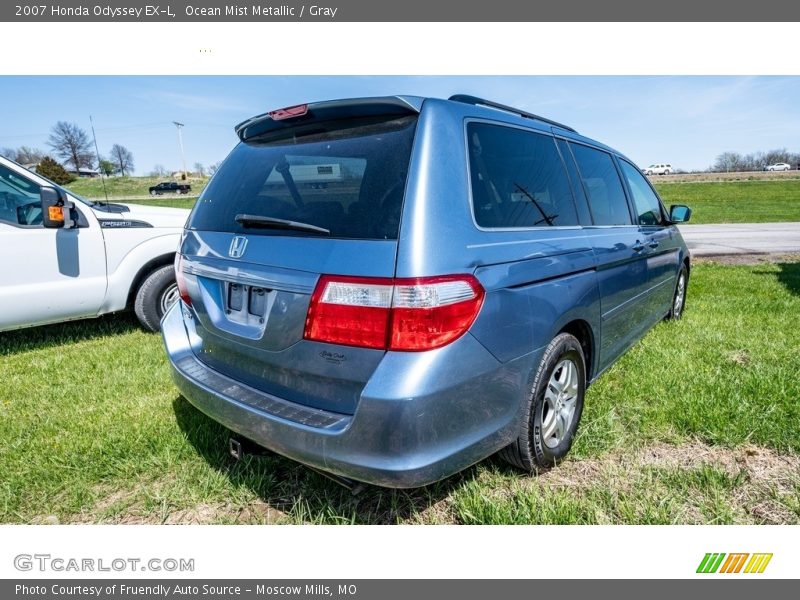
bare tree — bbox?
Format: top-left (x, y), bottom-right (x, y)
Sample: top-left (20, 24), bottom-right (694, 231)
top-left (150, 164), bottom-right (167, 177)
top-left (0, 146), bottom-right (45, 164)
top-left (109, 143), bottom-right (135, 176)
top-left (711, 151), bottom-right (744, 173)
top-left (16, 146), bottom-right (45, 165)
top-left (193, 162), bottom-right (205, 176)
top-left (207, 161), bottom-right (222, 176)
top-left (48, 121), bottom-right (94, 173)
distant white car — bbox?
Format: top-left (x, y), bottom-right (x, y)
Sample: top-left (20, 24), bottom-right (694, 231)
top-left (644, 163), bottom-right (673, 175)
top-left (0, 156), bottom-right (190, 332)
top-left (765, 163), bottom-right (791, 171)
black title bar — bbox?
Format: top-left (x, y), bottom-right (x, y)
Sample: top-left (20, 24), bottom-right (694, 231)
top-left (4, 1), bottom-right (800, 21)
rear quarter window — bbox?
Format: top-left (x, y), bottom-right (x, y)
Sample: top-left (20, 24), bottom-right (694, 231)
top-left (467, 122), bottom-right (579, 229)
top-left (570, 143), bottom-right (632, 226)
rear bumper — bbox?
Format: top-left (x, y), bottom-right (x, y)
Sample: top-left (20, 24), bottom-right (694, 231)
top-left (162, 302), bottom-right (537, 488)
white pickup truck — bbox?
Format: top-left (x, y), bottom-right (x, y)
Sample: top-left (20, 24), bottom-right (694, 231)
top-left (0, 156), bottom-right (190, 332)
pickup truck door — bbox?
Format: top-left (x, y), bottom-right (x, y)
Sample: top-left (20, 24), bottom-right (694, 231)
top-left (0, 163), bottom-right (107, 331)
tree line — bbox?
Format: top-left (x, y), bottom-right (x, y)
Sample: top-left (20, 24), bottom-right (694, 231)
top-left (711, 149), bottom-right (799, 173)
top-left (1, 121), bottom-right (134, 184)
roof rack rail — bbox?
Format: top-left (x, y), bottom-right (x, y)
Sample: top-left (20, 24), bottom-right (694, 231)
top-left (448, 94), bottom-right (577, 133)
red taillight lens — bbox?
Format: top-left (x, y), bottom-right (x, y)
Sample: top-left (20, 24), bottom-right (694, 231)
top-left (389, 276), bottom-right (485, 350)
top-left (174, 254), bottom-right (192, 306)
top-left (304, 275), bottom-right (484, 351)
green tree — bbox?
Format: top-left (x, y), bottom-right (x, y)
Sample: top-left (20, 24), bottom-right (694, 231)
top-left (37, 157), bottom-right (75, 185)
top-left (98, 159), bottom-right (116, 176)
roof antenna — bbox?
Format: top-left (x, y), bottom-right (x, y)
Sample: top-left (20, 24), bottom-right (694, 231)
top-left (89, 115), bottom-right (109, 206)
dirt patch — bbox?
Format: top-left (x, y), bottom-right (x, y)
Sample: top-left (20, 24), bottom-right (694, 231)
top-left (458, 441), bottom-right (799, 525)
top-left (693, 253), bottom-right (800, 266)
top-left (60, 480), bottom-right (289, 525)
top-left (651, 171), bottom-right (800, 184)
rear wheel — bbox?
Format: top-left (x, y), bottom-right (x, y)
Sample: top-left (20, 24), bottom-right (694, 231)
top-left (667, 266), bottom-right (688, 320)
top-left (134, 265), bottom-right (180, 332)
top-left (500, 333), bottom-right (586, 471)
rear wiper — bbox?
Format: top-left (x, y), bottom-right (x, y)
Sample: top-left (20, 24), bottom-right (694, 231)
top-left (514, 182), bottom-right (557, 226)
top-left (235, 214), bottom-right (331, 236)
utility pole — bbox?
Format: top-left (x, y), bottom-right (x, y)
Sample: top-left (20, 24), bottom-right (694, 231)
top-left (173, 121), bottom-right (187, 180)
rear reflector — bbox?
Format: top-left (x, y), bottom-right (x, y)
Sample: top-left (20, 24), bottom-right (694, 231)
top-left (268, 104), bottom-right (309, 120)
top-left (174, 254), bottom-right (192, 306)
top-left (304, 275), bottom-right (484, 351)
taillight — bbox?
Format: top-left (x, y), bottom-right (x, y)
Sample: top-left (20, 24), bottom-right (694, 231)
top-left (304, 275), bottom-right (484, 351)
top-left (174, 254), bottom-right (192, 306)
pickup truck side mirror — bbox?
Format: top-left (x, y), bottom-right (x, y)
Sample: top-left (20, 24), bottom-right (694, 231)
top-left (41, 186), bottom-right (76, 229)
top-left (669, 204), bottom-right (692, 223)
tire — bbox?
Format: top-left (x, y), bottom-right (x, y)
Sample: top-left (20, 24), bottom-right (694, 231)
top-left (134, 265), bottom-right (180, 332)
top-left (646, 170), bottom-right (653, 175)
top-left (150, 190), bottom-right (157, 196)
top-left (666, 265), bottom-right (688, 320)
top-left (500, 333), bottom-right (587, 471)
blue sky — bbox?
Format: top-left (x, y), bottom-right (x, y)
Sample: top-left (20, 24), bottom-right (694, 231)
top-left (1, 76), bottom-right (798, 173)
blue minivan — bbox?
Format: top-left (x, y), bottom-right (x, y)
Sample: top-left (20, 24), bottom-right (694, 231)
top-left (162, 94), bottom-right (692, 488)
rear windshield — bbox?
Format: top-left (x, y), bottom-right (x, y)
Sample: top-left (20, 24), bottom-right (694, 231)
top-left (188, 115), bottom-right (418, 240)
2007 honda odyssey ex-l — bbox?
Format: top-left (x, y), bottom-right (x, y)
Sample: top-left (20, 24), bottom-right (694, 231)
top-left (162, 94), bottom-right (692, 488)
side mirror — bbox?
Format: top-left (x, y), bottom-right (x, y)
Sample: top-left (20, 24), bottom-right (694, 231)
top-left (669, 204), bottom-right (692, 223)
top-left (41, 186), bottom-right (75, 229)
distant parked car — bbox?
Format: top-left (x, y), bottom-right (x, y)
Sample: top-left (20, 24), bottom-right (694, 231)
top-left (149, 181), bottom-right (192, 196)
top-left (765, 163), bottom-right (791, 172)
top-left (644, 164), bottom-right (672, 175)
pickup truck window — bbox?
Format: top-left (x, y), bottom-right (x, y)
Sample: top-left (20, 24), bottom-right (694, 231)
top-left (0, 163), bottom-right (42, 226)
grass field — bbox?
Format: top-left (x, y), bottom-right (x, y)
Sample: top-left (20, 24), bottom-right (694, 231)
top-left (1, 260), bottom-right (798, 524)
top-left (65, 176), bottom-right (208, 201)
top-left (654, 180), bottom-right (800, 224)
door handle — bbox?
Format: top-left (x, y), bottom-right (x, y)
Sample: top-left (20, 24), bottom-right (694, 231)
top-left (632, 241), bottom-right (645, 253)
top-left (648, 239), bottom-right (660, 249)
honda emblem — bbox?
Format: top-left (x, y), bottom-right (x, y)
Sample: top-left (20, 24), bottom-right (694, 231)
top-left (228, 236), bottom-right (248, 258)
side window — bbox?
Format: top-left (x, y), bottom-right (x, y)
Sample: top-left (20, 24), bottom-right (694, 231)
top-left (618, 159), bottom-right (665, 226)
top-left (467, 122), bottom-right (578, 228)
top-left (570, 143), bottom-right (632, 226)
top-left (0, 163), bottom-right (42, 227)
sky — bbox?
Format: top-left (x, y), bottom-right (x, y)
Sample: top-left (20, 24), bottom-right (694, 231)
top-left (1, 75), bottom-right (798, 174)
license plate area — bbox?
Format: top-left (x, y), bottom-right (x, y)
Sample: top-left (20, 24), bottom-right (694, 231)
top-left (226, 282), bottom-right (272, 326)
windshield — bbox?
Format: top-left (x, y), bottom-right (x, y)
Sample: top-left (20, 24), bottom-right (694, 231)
top-left (188, 115), bottom-right (418, 240)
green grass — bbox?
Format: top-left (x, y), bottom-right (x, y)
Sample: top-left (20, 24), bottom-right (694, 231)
top-left (654, 180), bottom-right (800, 224)
top-left (65, 176), bottom-right (208, 200)
top-left (1, 261), bottom-right (798, 524)
top-left (125, 198), bottom-right (198, 210)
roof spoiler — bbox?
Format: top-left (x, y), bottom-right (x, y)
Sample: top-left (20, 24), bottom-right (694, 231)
top-left (235, 96), bottom-right (421, 142)
top-left (449, 94), bottom-right (577, 133)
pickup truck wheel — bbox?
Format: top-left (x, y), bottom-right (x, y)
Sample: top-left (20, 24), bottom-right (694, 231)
top-left (500, 333), bottom-right (586, 471)
top-left (150, 190), bottom-right (157, 196)
top-left (134, 265), bottom-right (179, 332)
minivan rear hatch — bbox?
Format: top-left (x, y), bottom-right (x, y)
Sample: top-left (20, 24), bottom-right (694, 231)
top-left (179, 98), bottom-right (420, 416)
